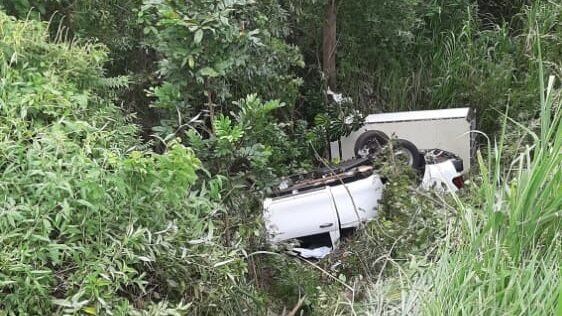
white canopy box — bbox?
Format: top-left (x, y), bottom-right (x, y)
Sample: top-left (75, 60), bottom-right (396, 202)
top-left (330, 108), bottom-right (474, 171)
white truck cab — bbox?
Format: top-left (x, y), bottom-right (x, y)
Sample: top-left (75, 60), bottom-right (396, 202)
top-left (264, 165), bottom-right (383, 246)
top-left (263, 154), bottom-right (464, 249)
top-left (264, 108), bottom-right (473, 250)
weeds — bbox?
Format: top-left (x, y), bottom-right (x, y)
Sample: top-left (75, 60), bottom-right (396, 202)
top-left (364, 22), bottom-right (561, 315)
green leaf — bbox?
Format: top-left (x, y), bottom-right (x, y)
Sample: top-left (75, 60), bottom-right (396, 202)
top-left (199, 67), bottom-right (219, 77)
top-left (194, 29), bottom-right (203, 44)
top-left (83, 306), bottom-right (97, 315)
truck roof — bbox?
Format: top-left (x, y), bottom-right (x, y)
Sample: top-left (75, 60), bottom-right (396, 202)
top-left (365, 107), bottom-right (470, 123)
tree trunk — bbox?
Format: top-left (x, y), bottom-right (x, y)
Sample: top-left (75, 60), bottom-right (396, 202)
top-left (323, 0), bottom-right (337, 90)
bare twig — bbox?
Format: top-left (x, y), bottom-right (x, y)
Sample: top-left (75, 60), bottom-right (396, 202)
top-left (309, 141), bottom-right (364, 227)
top-left (285, 296), bottom-right (306, 316)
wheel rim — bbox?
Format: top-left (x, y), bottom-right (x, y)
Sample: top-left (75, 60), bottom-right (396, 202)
top-left (357, 138), bottom-right (383, 158)
top-left (394, 148), bottom-right (414, 166)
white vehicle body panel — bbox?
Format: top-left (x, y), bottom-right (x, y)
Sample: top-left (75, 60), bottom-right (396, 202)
top-left (364, 108), bottom-right (470, 122)
top-left (421, 160), bottom-right (461, 192)
top-left (330, 108), bottom-right (473, 171)
top-left (329, 175), bottom-right (384, 228)
top-left (264, 174), bottom-right (383, 244)
top-left (263, 187), bottom-right (340, 243)
top-left (264, 161), bottom-right (462, 245)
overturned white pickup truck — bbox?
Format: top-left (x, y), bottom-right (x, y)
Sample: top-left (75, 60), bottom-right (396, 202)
top-left (264, 150), bottom-right (464, 248)
top-left (264, 107), bottom-right (472, 249)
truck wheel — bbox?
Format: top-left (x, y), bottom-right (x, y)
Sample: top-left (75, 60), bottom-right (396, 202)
top-left (391, 139), bottom-right (424, 171)
top-left (354, 130), bottom-right (389, 158)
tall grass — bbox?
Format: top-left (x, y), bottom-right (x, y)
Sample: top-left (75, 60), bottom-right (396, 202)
top-left (337, 1), bottom-right (562, 135)
top-left (365, 35), bottom-right (561, 315)
top-left (419, 91), bottom-right (560, 314)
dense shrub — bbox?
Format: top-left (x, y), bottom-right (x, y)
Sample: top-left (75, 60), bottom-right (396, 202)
top-left (0, 13), bottom-right (259, 314)
top-left (325, 1), bottom-right (562, 133)
top-left (139, 0), bottom-right (304, 137)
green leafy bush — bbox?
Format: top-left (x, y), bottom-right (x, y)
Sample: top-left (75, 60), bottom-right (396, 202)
top-left (0, 12), bottom-right (259, 314)
top-left (139, 0), bottom-right (304, 136)
top-left (186, 94), bottom-right (315, 185)
top-left (326, 152), bottom-right (449, 289)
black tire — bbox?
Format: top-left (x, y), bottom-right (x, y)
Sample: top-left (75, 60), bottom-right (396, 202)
top-left (354, 130), bottom-right (389, 158)
top-left (391, 139), bottom-right (424, 171)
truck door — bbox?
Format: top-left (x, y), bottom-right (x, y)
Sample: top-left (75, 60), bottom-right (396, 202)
top-left (263, 187), bottom-right (340, 244)
top-left (329, 174), bottom-right (384, 229)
